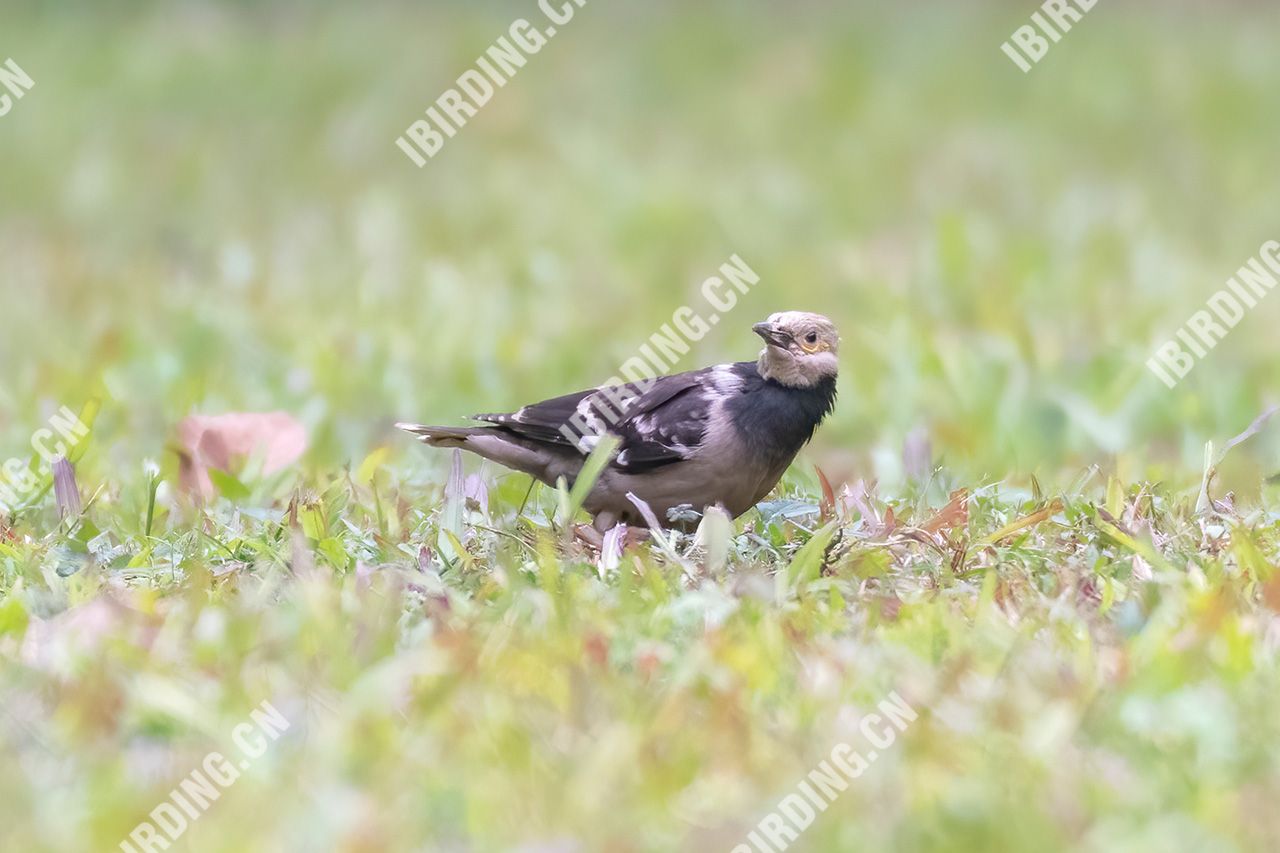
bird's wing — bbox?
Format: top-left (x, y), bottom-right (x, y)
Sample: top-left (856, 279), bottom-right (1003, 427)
top-left (608, 373), bottom-right (713, 472)
top-left (473, 367), bottom-right (732, 473)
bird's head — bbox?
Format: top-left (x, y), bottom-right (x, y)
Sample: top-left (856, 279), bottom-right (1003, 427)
top-left (752, 311), bottom-right (840, 388)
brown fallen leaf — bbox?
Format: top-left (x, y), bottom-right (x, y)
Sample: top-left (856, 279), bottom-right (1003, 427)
top-left (177, 411), bottom-right (307, 499)
top-left (815, 464), bottom-right (836, 522)
top-left (1263, 573), bottom-right (1280, 613)
top-left (921, 488), bottom-right (969, 535)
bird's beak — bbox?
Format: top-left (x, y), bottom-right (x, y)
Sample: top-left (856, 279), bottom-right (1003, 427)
top-left (752, 322), bottom-right (792, 348)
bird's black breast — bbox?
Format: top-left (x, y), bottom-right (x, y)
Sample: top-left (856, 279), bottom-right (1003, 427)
top-left (723, 362), bottom-right (837, 470)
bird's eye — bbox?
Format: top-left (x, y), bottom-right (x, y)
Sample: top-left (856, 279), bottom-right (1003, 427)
top-left (799, 331), bottom-right (822, 353)
top-left (805, 333), bottom-right (818, 344)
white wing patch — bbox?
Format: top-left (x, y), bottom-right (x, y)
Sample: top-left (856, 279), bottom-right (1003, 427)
top-left (710, 364), bottom-right (744, 394)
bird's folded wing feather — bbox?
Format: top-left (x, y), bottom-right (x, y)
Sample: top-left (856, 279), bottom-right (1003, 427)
top-left (472, 369), bottom-right (719, 473)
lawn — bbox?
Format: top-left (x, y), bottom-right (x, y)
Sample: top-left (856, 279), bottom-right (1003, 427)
top-left (2, 1), bottom-right (1280, 851)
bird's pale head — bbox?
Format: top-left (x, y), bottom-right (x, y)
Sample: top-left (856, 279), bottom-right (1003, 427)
top-left (752, 311), bottom-right (840, 388)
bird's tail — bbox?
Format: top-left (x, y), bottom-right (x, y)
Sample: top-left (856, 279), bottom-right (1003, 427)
top-left (396, 422), bottom-right (562, 484)
top-left (395, 423), bottom-right (483, 448)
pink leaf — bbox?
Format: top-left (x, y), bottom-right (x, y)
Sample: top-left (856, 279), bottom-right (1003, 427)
top-left (177, 412), bottom-right (307, 499)
top-left (52, 458), bottom-right (81, 518)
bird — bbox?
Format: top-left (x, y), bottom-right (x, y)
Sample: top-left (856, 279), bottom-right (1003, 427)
top-left (397, 311), bottom-right (839, 533)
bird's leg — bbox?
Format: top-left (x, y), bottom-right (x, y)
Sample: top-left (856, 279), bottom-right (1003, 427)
top-left (573, 524), bottom-right (605, 550)
top-left (622, 526), bottom-right (652, 549)
top-left (594, 513), bottom-right (653, 554)
top-left (573, 510), bottom-right (617, 551)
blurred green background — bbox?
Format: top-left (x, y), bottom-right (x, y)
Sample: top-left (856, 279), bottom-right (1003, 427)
top-left (3, 0), bottom-right (1278, 492)
top-left (3, 2), bottom-right (1280, 852)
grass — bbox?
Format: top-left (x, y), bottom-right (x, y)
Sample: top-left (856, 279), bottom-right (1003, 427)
top-left (3, 1), bottom-right (1280, 850)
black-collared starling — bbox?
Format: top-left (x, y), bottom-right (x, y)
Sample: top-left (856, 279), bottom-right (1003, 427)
top-left (398, 311), bottom-right (838, 531)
